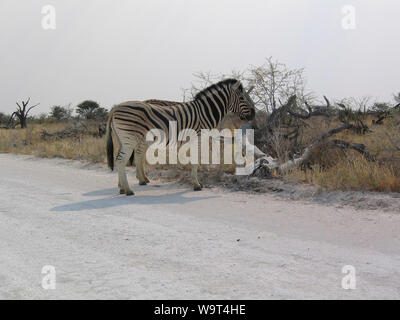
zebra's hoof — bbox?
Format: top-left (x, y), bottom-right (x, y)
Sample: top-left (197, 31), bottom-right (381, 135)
top-left (145, 178), bottom-right (150, 183)
top-left (193, 185), bottom-right (202, 191)
top-left (126, 190), bottom-right (135, 196)
top-left (119, 189), bottom-right (125, 194)
top-left (139, 181), bottom-right (147, 186)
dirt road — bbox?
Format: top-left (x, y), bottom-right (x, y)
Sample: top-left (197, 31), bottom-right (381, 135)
top-left (0, 154), bottom-right (399, 299)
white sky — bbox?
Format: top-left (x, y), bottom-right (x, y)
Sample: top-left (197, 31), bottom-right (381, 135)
top-left (0, 0), bottom-right (399, 115)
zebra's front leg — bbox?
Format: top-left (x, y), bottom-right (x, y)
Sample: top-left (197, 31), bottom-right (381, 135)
top-left (191, 137), bottom-right (203, 191)
top-left (116, 145), bottom-right (135, 196)
top-left (191, 164), bottom-right (202, 191)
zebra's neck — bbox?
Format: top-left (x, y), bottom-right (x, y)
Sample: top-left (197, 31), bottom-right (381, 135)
top-left (180, 100), bottom-right (226, 130)
top-left (180, 89), bottom-right (229, 130)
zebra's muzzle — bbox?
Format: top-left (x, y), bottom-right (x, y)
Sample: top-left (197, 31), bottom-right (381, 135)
top-left (249, 108), bottom-right (255, 120)
top-left (241, 108), bottom-right (255, 121)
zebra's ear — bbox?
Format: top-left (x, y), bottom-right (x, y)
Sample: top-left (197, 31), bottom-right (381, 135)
top-left (231, 81), bottom-right (243, 92)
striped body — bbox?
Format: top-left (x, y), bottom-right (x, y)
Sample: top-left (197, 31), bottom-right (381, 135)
top-left (144, 99), bottom-right (246, 130)
top-left (106, 79), bottom-right (255, 195)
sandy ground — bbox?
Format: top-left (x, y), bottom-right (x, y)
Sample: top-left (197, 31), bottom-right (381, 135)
top-left (0, 154), bottom-right (399, 299)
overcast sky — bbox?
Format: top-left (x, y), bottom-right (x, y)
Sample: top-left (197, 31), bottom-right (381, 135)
top-left (0, 0), bottom-right (399, 115)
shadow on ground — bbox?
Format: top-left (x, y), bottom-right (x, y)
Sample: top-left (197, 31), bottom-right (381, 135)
top-left (81, 184), bottom-right (187, 197)
top-left (51, 188), bottom-right (218, 212)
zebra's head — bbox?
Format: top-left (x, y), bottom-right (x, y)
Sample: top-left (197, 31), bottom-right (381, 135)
top-left (228, 80), bottom-right (256, 121)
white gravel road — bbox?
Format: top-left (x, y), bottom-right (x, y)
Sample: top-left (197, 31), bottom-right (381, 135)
top-left (0, 154), bottom-right (399, 299)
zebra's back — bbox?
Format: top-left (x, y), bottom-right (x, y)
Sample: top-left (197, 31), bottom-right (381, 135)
top-left (111, 101), bottom-right (181, 141)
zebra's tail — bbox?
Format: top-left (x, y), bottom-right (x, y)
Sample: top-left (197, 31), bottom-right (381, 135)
top-left (106, 109), bottom-right (114, 171)
top-left (129, 150), bottom-right (135, 166)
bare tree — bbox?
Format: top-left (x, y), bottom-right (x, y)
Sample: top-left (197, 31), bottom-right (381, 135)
top-left (182, 57), bottom-right (313, 116)
top-left (9, 98), bottom-right (39, 128)
top-left (247, 57), bottom-right (314, 113)
top-left (181, 59), bottom-right (315, 160)
top-left (338, 96), bottom-right (371, 114)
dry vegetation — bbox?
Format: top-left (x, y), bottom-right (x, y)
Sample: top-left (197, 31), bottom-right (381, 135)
top-left (1, 110), bottom-right (399, 193)
top-left (0, 122), bottom-right (106, 163)
top-left (284, 115), bottom-right (400, 192)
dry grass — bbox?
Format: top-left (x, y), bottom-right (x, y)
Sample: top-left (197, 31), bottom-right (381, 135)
top-left (284, 115), bottom-right (400, 192)
top-left (0, 123), bottom-right (105, 163)
top-left (286, 154), bottom-right (400, 192)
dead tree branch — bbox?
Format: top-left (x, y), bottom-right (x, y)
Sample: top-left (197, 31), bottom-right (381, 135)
top-left (276, 123), bottom-right (354, 173)
top-left (328, 139), bottom-right (375, 161)
top-left (9, 98), bottom-right (40, 128)
top-left (286, 96), bottom-right (331, 119)
top-left (250, 122), bottom-right (366, 178)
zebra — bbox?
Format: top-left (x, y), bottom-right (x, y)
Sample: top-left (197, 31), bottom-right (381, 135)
top-left (125, 98), bottom-right (247, 169)
top-left (106, 78), bottom-right (255, 195)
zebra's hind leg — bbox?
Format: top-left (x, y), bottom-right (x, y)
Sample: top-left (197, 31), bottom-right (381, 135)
top-left (116, 144), bottom-right (135, 196)
top-left (141, 151), bottom-right (150, 184)
top-left (135, 143), bottom-right (148, 185)
top-left (117, 147), bottom-right (134, 192)
top-left (117, 147), bottom-right (128, 192)
top-left (191, 164), bottom-right (202, 191)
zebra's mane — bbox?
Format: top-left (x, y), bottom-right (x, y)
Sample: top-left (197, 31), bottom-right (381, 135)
top-left (194, 78), bottom-right (241, 101)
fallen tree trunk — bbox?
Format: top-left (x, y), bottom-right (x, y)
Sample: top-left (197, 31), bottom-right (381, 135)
top-left (246, 123), bottom-right (376, 178)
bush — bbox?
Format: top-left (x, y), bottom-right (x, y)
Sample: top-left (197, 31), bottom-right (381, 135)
top-left (50, 105), bottom-right (73, 122)
top-left (0, 112), bottom-right (10, 126)
top-left (76, 100), bottom-right (108, 121)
